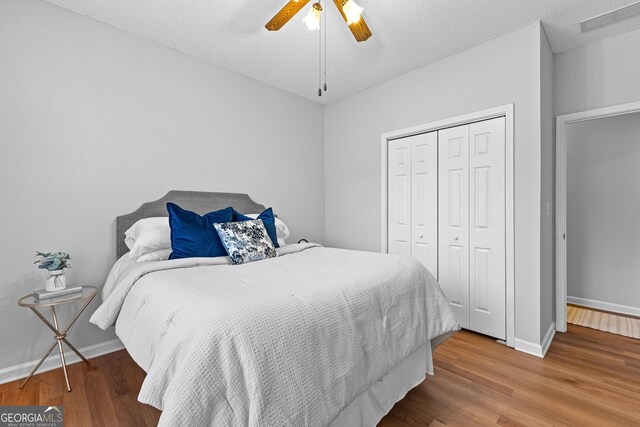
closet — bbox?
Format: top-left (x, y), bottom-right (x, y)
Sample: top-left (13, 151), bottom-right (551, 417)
top-left (387, 117), bottom-right (506, 340)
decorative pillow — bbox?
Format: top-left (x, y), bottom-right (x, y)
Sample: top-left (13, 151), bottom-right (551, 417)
top-left (125, 217), bottom-right (171, 260)
top-left (244, 213), bottom-right (290, 245)
top-left (233, 208), bottom-right (279, 248)
top-left (167, 203), bottom-right (233, 259)
top-left (214, 219), bottom-right (278, 265)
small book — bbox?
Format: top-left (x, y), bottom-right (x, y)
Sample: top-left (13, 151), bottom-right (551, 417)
top-left (34, 286), bottom-right (83, 301)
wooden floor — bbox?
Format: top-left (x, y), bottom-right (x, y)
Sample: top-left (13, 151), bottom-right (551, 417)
top-left (2, 324), bottom-right (640, 426)
top-left (567, 304), bottom-right (640, 339)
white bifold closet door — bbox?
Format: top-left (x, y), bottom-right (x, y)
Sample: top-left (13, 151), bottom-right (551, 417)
top-left (387, 132), bottom-right (438, 276)
top-left (438, 124), bottom-right (470, 329)
top-left (438, 117), bottom-right (506, 340)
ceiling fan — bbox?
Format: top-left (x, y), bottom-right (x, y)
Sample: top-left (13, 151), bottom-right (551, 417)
top-left (265, 0), bottom-right (372, 42)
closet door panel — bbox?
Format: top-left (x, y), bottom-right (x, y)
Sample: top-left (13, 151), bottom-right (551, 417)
top-left (411, 132), bottom-right (438, 276)
top-left (388, 138), bottom-right (412, 257)
top-left (438, 126), bottom-right (470, 329)
top-left (469, 117), bottom-right (506, 340)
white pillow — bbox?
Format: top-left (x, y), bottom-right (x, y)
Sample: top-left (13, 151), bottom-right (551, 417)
top-left (125, 217), bottom-right (171, 260)
top-left (135, 248), bottom-right (172, 262)
top-left (245, 214), bottom-right (290, 244)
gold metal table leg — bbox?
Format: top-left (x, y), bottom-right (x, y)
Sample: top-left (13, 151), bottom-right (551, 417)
top-left (19, 341), bottom-right (58, 389)
top-left (51, 306), bottom-right (71, 392)
top-left (29, 306), bottom-right (90, 364)
top-left (18, 293), bottom-right (95, 391)
top-left (60, 339), bottom-right (89, 364)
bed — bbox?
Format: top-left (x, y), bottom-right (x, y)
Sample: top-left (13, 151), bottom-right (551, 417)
top-left (90, 191), bottom-right (459, 426)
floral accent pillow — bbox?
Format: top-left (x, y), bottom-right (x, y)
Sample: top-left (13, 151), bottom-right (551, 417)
top-left (213, 219), bottom-right (278, 265)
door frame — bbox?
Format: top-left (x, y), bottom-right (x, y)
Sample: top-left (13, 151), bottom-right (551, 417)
top-left (380, 104), bottom-right (515, 348)
top-left (555, 101), bottom-right (640, 333)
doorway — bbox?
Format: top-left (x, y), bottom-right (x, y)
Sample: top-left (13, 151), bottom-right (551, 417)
top-left (556, 102), bottom-right (640, 333)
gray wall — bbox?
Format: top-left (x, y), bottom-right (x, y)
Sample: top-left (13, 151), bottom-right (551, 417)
top-left (0, 0), bottom-right (324, 370)
top-left (566, 113), bottom-right (640, 308)
top-left (554, 25), bottom-right (640, 315)
top-left (5, 0), bottom-right (638, 373)
top-left (555, 27), bottom-right (640, 116)
top-left (324, 23), bottom-right (546, 346)
top-left (540, 27), bottom-right (555, 341)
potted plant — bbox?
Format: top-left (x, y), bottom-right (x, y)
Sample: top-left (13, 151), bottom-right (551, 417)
top-left (35, 251), bottom-right (71, 292)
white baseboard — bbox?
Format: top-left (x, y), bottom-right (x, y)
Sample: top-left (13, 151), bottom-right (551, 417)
top-left (0, 338), bottom-right (124, 385)
top-left (514, 338), bottom-right (542, 357)
top-left (567, 296), bottom-right (640, 317)
top-left (514, 322), bottom-right (556, 358)
top-left (540, 321), bottom-right (556, 357)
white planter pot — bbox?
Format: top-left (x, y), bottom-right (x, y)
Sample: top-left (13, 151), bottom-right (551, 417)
top-left (46, 270), bottom-right (67, 292)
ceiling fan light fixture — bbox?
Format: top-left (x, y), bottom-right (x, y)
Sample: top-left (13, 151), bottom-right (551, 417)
top-left (303, 2), bottom-right (323, 31)
top-left (265, 0), bottom-right (372, 96)
top-left (343, 0), bottom-right (363, 25)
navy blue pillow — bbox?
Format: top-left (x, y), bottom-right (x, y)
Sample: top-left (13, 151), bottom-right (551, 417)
top-left (233, 208), bottom-right (279, 248)
top-left (167, 203), bottom-right (233, 259)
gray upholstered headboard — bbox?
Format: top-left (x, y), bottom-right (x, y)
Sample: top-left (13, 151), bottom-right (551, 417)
top-left (116, 190), bottom-right (267, 258)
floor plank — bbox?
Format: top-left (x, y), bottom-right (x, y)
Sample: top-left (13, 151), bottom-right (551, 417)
top-left (2, 324), bottom-right (639, 426)
top-left (567, 304), bottom-right (640, 339)
top-left (380, 325), bottom-right (640, 426)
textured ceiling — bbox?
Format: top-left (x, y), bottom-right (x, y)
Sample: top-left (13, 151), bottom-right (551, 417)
top-left (41, 0), bottom-right (640, 104)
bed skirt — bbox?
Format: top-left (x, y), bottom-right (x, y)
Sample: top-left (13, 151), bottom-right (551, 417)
top-left (329, 342), bottom-right (430, 426)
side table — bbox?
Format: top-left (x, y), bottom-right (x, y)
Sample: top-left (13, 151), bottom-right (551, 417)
top-left (17, 286), bottom-right (97, 392)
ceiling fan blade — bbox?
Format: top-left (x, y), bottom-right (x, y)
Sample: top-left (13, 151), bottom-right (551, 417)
top-left (333, 0), bottom-right (372, 42)
top-left (265, 0), bottom-right (312, 31)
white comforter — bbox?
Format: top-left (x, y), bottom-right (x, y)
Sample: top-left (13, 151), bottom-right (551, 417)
top-left (90, 244), bottom-right (458, 426)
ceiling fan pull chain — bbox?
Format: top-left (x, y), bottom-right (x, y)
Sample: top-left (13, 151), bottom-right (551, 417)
top-left (318, 3), bottom-right (323, 97)
top-left (323, 0), bottom-right (327, 92)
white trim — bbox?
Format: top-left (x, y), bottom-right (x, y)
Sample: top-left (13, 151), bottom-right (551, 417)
top-left (515, 322), bottom-right (555, 358)
top-left (0, 338), bottom-right (124, 385)
top-left (541, 321), bottom-right (556, 357)
top-left (504, 107), bottom-right (515, 349)
top-left (555, 101), bottom-right (640, 334)
top-left (514, 338), bottom-right (542, 357)
top-left (567, 296), bottom-right (640, 318)
top-left (380, 104), bottom-right (516, 348)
